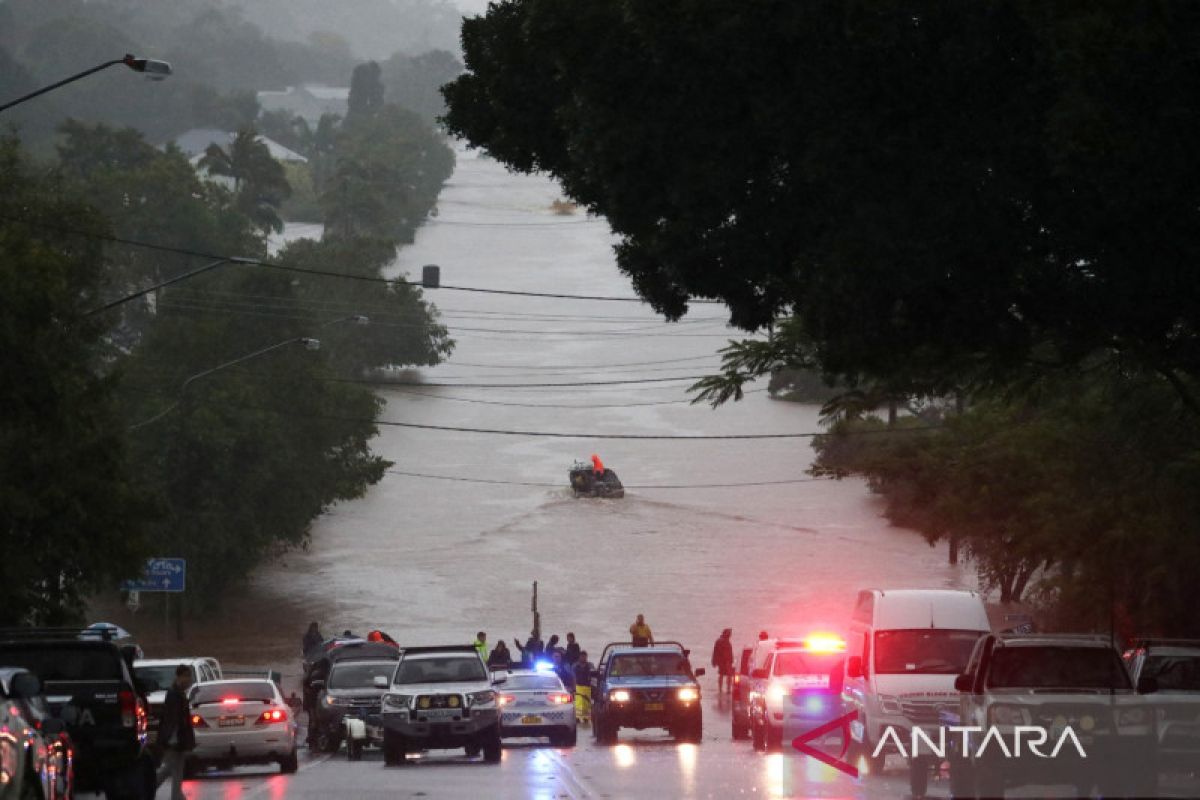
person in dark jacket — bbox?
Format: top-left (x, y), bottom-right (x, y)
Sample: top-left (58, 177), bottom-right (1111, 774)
top-left (546, 634), bottom-right (562, 659)
top-left (564, 632), bottom-right (581, 666)
top-left (513, 633), bottom-right (544, 668)
top-left (302, 622), bottom-right (323, 656)
top-left (488, 640), bottom-right (512, 669)
top-left (155, 665), bottom-right (195, 799)
top-left (712, 628), bottom-right (735, 693)
top-left (552, 651), bottom-right (576, 693)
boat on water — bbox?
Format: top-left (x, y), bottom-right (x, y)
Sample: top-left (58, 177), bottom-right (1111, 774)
top-left (569, 455), bottom-right (625, 498)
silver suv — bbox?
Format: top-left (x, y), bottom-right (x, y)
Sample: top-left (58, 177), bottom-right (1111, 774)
top-left (378, 645), bottom-right (503, 765)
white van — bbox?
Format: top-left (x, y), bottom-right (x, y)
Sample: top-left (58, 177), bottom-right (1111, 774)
top-left (842, 589), bottom-right (990, 773)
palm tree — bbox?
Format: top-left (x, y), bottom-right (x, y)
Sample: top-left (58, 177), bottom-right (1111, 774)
top-left (199, 127), bottom-right (291, 233)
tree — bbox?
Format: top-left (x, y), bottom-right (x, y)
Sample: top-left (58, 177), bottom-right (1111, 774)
top-left (443, 2), bottom-right (1200, 406)
top-left (200, 128), bottom-right (292, 234)
top-left (347, 61), bottom-right (385, 123)
top-left (0, 137), bottom-right (154, 625)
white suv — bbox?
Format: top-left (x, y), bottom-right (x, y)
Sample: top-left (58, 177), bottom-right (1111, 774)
top-left (377, 645), bottom-right (504, 765)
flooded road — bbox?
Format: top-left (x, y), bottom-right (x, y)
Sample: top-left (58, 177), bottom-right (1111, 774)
top-left (247, 146), bottom-right (973, 659)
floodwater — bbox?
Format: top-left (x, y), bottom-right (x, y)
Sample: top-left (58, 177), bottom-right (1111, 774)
top-left (116, 147), bottom-right (973, 667)
top-left (250, 147), bottom-right (974, 660)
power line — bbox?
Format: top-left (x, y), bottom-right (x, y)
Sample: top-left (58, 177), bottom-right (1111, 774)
top-left (385, 469), bottom-right (836, 489)
top-left (388, 386), bottom-right (767, 408)
top-left (0, 214), bottom-right (725, 304)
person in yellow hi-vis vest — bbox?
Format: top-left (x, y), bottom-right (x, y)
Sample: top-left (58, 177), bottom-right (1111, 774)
top-left (573, 650), bottom-right (594, 723)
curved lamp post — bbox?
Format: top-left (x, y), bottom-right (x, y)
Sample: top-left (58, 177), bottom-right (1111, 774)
top-left (0, 53), bottom-right (172, 114)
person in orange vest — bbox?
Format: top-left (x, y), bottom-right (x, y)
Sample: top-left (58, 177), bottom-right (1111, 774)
top-left (591, 453), bottom-right (605, 478)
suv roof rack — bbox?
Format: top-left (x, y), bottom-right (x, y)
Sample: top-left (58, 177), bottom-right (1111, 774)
top-left (0, 626), bottom-right (122, 642)
top-left (399, 645), bottom-right (479, 656)
top-left (998, 633), bottom-right (1113, 643)
top-left (598, 641), bottom-right (687, 664)
top-left (1126, 637), bottom-right (1200, 650)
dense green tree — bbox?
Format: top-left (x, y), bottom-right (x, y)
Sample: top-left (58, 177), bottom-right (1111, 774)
top-left (0, 137), bottom-right (154, 624)
top-left (380, 49), bottom-right (461, 123)
top-left (347, 61), bottom-right (386, 123)
top-left (200, 128), bottom-right (293, 234)
top-left (444, 1), bottom-right (1200, 406)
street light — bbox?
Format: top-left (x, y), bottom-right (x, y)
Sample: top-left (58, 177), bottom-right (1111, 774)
top-left (85, 257), bottom-right (254, 317)
top-left (0, 53), bottom-right (173, 114)
top-left (129, 336), bottom-right (321, 430)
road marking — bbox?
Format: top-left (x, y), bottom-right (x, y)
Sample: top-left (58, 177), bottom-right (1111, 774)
top-left (543, 748), bottom-right (596, 799)
top-left (241, 753), bottom-right (332, 798)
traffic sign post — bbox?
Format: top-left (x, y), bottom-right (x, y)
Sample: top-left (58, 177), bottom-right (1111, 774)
top-left (121, 558), bottom-right (186, 593)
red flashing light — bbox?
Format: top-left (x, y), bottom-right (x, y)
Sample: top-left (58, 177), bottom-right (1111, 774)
top-left (548, 692), bottom-right (572, 705)
top-left (221, 697), bottom-right (240, 705)
top-left (118, 689), bottom-right (137, 728)
top-left (498, 694), bottom-right (516, 706)
top-left (804, 633), bottom-right (846, 654)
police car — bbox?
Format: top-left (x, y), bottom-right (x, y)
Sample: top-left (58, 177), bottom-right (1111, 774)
top-left (748, 633), bottom-right (846, 751)
top-left (497, 666), bottom-right (577, 746)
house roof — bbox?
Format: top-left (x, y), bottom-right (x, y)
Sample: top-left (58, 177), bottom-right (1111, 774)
top-left (170, 129), bottom-right (308, 164)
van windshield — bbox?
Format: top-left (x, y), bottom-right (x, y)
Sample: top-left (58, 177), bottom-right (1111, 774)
top-left (874, 629), bottom-right (982, 675)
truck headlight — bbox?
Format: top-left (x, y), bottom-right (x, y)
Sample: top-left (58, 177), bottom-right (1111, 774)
top-left (324, 695), bottom-right (350, 707)
top-left (765, 683), bottom-right (788, 705)
top-left (878, 695), bottom-right (903, 715)
top-left (382, 694), bottom-right (412, 710)
top-left (468, 690), bottom-right (496, 706)
top-left (677, 686), bottom-right (700, 703)
top-left (989, 705), bottom-right (1031, 726)
top-left (610, 689), bottom-right (631, 703)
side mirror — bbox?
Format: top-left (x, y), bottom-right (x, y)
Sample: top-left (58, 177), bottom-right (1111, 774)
top-left (693, 668), bottom-right (706, 678)
top-left (954, 674), bottom-right (973, 693)
top-left (751, 668), bottom-right (768, 680)
top-left (846, 656), bottom-right (864, 679)
top-left (10, 672), bottom-right (41, 699)
top-left (1137, 675), bottom-right (1158, 694)
top-left (372, 676), bottom-right (388, 689)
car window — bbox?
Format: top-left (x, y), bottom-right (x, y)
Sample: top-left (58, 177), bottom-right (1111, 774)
top-left (394, 656), bottom-right (485, 684)
top-left (874, 630), bottom-right (982, 675)
top-left (762, 654), bottom-right (774, 675)
top-left (191, 681), bottom-right (276, 704)
top-left (507, 675), bottom-right (564, 691)
top-left (0, 645), bottom-right (122, 682)
top-left (987, 647), bottom-right (1132, 690)
top-left (135, 665), bottom-right (189, 692)
top-left (773, 652), bottom-right (844, 678)
top-left (1144, 655), bottom-right (1200, 691)
top-left (329, 662), bottom-right (397, 690)
top-left (609, 653), bottom-right (689, 677)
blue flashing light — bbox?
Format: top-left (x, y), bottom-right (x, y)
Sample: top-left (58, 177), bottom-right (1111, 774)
top-left (534, 660), bottom-right (555, 673)
top-left (803, 695), bottom-right (826, 715)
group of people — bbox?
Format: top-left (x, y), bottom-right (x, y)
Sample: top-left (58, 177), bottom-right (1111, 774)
top-left (472, 629), bottom-right (596, 722)
top-left (302, 622), bottom-right (398, 656)
top-left (709, 628), bottom-right (772, 692)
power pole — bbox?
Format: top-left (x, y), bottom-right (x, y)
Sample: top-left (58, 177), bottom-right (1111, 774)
top-left (531, 581), bottom-right (541, 642)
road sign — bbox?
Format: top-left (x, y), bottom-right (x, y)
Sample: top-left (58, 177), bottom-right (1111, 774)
top-left (121, 558), bottom-right (186, 593)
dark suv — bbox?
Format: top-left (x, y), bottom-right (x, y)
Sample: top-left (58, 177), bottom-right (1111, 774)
top-left (591, 642), bottom-right (705, 744)
top-left (0, 628), bottom-right (155, 799)
top-left (949, 633), bottom-right (1158, 799)
top-left (1123, 637), bottom-right (1200, 772)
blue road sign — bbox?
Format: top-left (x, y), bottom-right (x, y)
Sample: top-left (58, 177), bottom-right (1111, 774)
top-left (121, 558), bottom-right (186, 593)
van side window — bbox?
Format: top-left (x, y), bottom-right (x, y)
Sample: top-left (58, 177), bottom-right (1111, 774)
top-left (738, 648), bottom-right (751, 676)
top-left (762, 654), bottom-right (774, 675)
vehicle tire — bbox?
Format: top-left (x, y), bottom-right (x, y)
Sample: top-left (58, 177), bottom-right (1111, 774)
top-left (183, 758), bottom-right (199, 779)
top-left (315, 726), bottom-right (342, 754)
top-left (948, 757), bottom-right (974, 799)
top-left (553, 727), bottom-right (578, 747)
top-left (679, 713), bottom-right (702, 744)
top-left (766, 723), bottom-right (783, 752)
top-left (347, 739), bottom-right (363, 761)
top-left (909, 755), bottom-right (933, 800)
top-left (19, 768), bottom-right (43, 800)
top-left (383, 730), bottom-right (406, 766)
top-left (594, 717), bottom-right (616, 745)
top-left (852, 738), bottom-right (886, 776)
top-left (465, 743), bottom-right (482, 757)
top-left (751, 716), bottom-right (765, 751)
top-left (974, 762), bottom-right (1004, 799)
top-left (280, 749), bottom-right (299, 774)
top-left (731, 712), bottom-right (749, 741)
top-left (482, 729), bottom-right (502, 763)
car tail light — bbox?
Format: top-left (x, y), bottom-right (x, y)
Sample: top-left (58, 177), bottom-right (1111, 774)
top-left (548, 693), bottom-right (572, 705)
top-left (256, 708), bottom-right (288, 724)
top-left (118, 689), bottom-right (137, 728)
top-left (221, 697), bottom-right (240, 706)
top-left (190, 714), bottom-right (209, 728)
top-left (498, 694), bottom-right (516, 706)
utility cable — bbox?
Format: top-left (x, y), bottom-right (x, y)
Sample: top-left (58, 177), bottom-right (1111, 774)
top-left (385, 469), bottom-right (836, 489)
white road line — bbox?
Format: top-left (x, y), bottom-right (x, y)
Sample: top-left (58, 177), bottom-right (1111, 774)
top-left (543, 748), bottom-right (596, 799)
top-left (240, 753), bottom-right (332, 798)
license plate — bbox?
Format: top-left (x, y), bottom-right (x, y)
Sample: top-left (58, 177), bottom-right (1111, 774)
top-left (645, 703), bottom-right (664, 712)
top-left (218, 716), bottom-right (245, 727)
top-left (521, 715), bottom-right (543, 724)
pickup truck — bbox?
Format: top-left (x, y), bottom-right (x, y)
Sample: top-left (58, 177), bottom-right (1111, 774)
top-left (0, 629), bottom-right (155, 799)
top-left (590, 641), bottom-right (705, 744)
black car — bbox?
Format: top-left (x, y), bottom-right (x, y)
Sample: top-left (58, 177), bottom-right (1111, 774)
top-left (310, 649), bottom-right (400, 753)
top-left (0, 628), bottom-right (155, 799)
top-left (590, 641), bottom-right (705, 744)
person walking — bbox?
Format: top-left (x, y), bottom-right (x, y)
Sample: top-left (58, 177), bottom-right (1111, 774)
top-left (302, 622), bottom-right (323, 656)
top-left (629, 614), bottom-right (653, 647)
top-left (473, 631), bottom-right (489, 661)
top-left (564, 632), bottom-right (581, 666)
top-left (573, 650), bottom-right (594, 723)
top-left (488, 640), bottom-right (512, 670)
top-left (155, 665), bottom-right (195, 800)
top-left (712, 628), bottom-right (735, 693)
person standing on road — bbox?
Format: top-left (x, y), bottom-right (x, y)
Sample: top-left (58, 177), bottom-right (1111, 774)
top-left (473, 631), bottom-right (489, 661)
top-left (552, 651), bottom-right (576, 694)
top-left (630, 614), bottom-right (653, 647)
top-left (488, 640), bottom-right (512, 669)
top-left (302, 622), bottom-right (323, 656)
top-left (155, 665), bottom-right (195, 800)
top-left (514, 632), bottom-right (544, 667)
top-left (712, 628), bottom-right (735, 693)
top-left (564, 632), bottom-right (581, 665)
top-left (546, 634), bottom-right (562, 660)
top-left (573, 650), bottom-right (594, 723)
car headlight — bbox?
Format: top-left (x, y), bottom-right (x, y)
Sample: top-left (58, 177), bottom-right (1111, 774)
top-left (990, 704), bottom-right (1031, 726)
top-left (878, 695), bottom-right (903, 715)
top-left (610, 689), bottom-right (631, 703)
top-left (765, 683), bottom-right (788, 705)
top-left (677, 686), bottom-right (700, 703)
top-left (324, 695), bottom-right (350, 707)
top-left (468, 690), bottom-right (496, 706)
top-left (382, 694), bottom-right (412, 710)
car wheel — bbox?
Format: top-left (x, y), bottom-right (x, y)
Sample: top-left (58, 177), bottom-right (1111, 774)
top-left (482, 729), bottom-right (502, 763)
top-left (766, 723), bottom-right (783, 752)
top-left (383, 730), bottom-right (406, 766)
top-left (751, 716), bottom-right (765, 751)
top-left (19, 768), bottom-right (43, 800)
top-left (948, 756), bottom-right (974, 799)
top-left (552, 727), bottom-right (578, 747)
top-left (315, 726), bottom-right (342, 754)
top-left (280, 749), bottom-right (299, 774)
top-left (465, 743), bottom-right (482, 757)
top-left (909, 755), bottom-right (934, 800)
top-left (731, 711), bottom-right (749, 741)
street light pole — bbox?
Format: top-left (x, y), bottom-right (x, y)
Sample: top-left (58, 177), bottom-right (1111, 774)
top-left (129, 336), bottom-right (322, 431)
top-left (85, 257), bottom-right (254, 317)
top-left (0, 53), bottom-right (173, 113)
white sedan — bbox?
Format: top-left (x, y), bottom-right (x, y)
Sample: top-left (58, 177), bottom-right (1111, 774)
top-left (497, 669), bottom-right (577, 746)
top-left (187, 678), bottom-right (298, 774)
